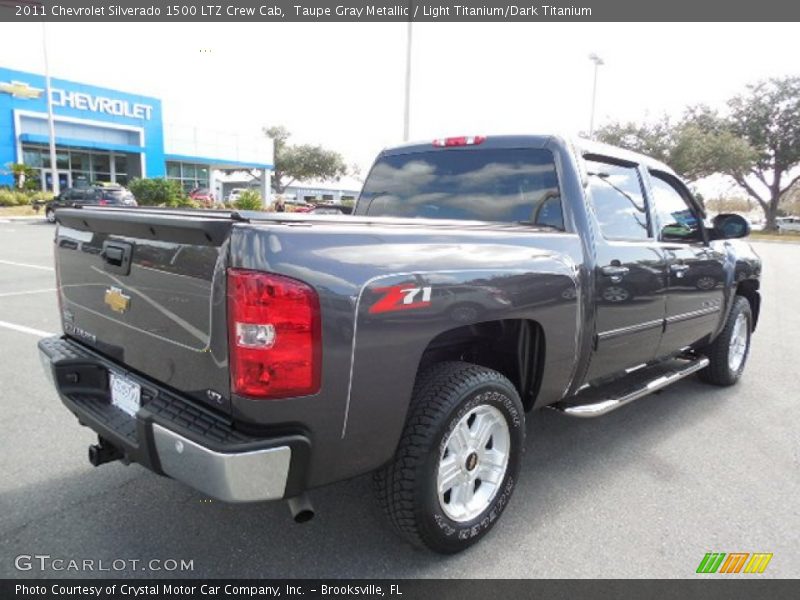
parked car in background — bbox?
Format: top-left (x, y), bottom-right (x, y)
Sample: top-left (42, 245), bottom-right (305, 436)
top-left (189, 188), bottom-right (215, 208)
top-left (226, 188), bottom-right (247, 204)
top-left (45, 185), bottom-right (137, 223)
top-left (294, 203), bottom-right (352, 215)
top-left (284, 198), bottom-right (312, 211)
top-left (776, 216), bottom-right (800, 233)
top-left (311, 205), bottom-right (352, 215)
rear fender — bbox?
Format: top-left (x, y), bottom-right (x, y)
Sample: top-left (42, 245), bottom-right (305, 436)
top-left (340, 260), bottom-right (580, 474)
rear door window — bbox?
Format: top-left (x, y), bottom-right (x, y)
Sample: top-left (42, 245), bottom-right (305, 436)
top-left (585, 159), bottom-right (650, 240)
top-left (359, 147), bottom-right (563, 228)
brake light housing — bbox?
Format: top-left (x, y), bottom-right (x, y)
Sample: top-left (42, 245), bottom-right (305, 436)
top-left (432, 135), bottom-right (486, 147)
top-left (227, 269), bottom-right (321, 399)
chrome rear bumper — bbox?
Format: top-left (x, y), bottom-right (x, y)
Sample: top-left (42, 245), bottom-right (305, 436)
top-left (152, 424), bottom-right (291, 502)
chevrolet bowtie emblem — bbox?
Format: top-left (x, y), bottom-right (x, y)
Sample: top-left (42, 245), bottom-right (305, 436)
top-left (0, 80), bottom-right (44, 100)
top-left (104, 287), bottom-right (131, 314)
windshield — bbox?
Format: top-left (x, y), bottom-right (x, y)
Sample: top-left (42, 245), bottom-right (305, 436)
top-left (358, 147), bottom-right (563, 228)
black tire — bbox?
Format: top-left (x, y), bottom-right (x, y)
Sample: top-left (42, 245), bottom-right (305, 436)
top-left (374, 361), bottom-right (525, 554)
top-left (699, 296), bottom-right (752, 386)
top-left (45, 208), bottom-right (56, 223)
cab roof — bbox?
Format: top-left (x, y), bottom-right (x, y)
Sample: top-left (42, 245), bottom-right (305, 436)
top-left (381, 134), bottom-right (678, 177)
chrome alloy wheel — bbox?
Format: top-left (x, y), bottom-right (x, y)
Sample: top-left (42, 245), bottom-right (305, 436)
top-left (437, 404), bottom-right (510, 522)
top-left (728, 312), bottom-right (749, 372)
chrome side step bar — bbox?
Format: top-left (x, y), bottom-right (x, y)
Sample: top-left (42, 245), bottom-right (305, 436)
top-left (551, 356), bottom-right (710, 418)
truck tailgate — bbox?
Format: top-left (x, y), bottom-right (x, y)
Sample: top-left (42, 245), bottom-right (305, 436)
top-left (54, 207), bottom-right (234, 413)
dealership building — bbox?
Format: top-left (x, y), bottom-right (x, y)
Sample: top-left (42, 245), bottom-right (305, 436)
top-left (0, 66), bottom-right (273, 201)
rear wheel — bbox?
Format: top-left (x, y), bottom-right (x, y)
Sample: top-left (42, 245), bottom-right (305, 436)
top-left (374, 361), bottom-right (525, 553)
top-left (699, 296), bottom-right (752, 386)
top-left (45, 207), bottom-right (56, 223)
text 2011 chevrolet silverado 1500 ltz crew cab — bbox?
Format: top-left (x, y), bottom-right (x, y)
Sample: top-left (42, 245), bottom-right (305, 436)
top-left (40, 135), bottom-right (761, 553)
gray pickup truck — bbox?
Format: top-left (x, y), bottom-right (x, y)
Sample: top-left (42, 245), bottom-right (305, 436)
top-left (39, 135), bottom-right (761, 553)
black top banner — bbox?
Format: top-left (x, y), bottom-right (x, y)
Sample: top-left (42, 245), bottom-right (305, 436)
top-left (3, 579), bottom-right (800, 600)
top-left (1, 0), bottom-right (799, 22)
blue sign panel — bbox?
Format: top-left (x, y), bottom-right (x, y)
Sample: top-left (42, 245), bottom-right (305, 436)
top-left (0, 66), bottom-right (165, 186)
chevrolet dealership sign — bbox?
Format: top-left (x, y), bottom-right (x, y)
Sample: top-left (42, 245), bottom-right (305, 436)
top-left (0, 78), bottom-right (153, 120)
top-left (1, 65), bottom-right (272, 193)
top-left (50, 88), bottom-right (153, 120)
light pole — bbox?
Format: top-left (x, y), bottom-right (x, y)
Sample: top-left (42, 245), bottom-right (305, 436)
top-left (402, 18), bottom-right (413, 141)
top-left (588, 53), bottom-right (604, 139)
top-left (42, 20), bottom-right (59, 195)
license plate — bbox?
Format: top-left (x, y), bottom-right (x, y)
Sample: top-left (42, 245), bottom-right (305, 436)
top-left (109, 372), bottom-right (141, 417)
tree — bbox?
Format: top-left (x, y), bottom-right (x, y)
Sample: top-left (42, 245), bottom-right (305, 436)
top-left (5, 163), bottom-right (38, 190)
top-left (725, 77), bottom-right (800, 229)
top-left (595, 76), bottom-right (800, 230)
top-left (264, 126), bottom-right (348, 194)
top-left (595, 112), bottom-right (755, 183)
top-left (782, 179), bottom-right (800, 217)
top-left (128, 178), bottom-right (190, 207)
top-left (234, 189), bottom-right (263, 211)
top-left (591, 117), bottom-right (674, 164)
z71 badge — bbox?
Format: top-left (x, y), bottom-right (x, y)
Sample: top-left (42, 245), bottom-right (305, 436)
top-left (369, 285), bottom-right (432, 314)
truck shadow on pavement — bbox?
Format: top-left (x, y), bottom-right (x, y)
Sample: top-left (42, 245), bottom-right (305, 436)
top-left (1, 377), bottom-right (731, 579)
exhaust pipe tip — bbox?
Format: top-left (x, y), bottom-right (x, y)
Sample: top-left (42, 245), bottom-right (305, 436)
top-left (88, 444), bottom-right (100, 466)
top-left (287, 493), bottom-right (315, 523)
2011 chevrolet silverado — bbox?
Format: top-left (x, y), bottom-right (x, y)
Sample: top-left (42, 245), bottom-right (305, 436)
top-left (39, 135), bottom-right (761, 553)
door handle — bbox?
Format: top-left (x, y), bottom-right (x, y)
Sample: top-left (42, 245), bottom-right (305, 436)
top-left (600, 265), bottom-right (629, 283)
top-left (101, 241), bottom-right (133, 276)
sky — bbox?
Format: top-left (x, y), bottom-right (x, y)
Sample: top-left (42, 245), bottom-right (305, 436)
top-left (0, 21), bottom-right (798, 193)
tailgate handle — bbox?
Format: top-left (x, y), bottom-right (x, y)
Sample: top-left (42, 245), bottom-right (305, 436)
top-left (102, 241), bottom-right (133, 276)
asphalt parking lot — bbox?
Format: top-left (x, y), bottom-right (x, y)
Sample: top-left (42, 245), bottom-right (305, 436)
top-left (0, 218), bottom-right (797, 579)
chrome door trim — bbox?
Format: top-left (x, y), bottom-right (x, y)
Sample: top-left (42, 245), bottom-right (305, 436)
top-left (597, 318), bottom-right (663, 342)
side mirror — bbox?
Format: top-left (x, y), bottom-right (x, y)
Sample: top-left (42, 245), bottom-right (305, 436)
top-left (711, 213), bottom-right (750, 240)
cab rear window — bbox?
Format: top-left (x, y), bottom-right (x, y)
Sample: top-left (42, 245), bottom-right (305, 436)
top-left (359, 148), bottom-right (563, 228)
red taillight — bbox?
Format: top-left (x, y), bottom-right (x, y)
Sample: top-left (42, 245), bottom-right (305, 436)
top-left (432, 135), bottom-right (486, 147)
top-left (98, 199), bottom-right (108, 205)
top-left (227, 269), bottom-right (321, 399)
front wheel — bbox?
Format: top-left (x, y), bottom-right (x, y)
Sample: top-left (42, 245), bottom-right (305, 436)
top-left (374, 361), bottom-right (525, 553)
top-left (45, 208), bottom-right (56, 223)
top-left (699, 296), bottom-right (752, 386)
